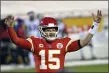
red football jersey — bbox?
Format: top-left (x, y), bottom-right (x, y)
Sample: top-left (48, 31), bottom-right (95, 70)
top-left (27, 36), bottom-right (80, 72)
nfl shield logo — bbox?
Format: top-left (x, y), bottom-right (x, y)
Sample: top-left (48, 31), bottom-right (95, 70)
top-left (57, 43), bottom-right (63, 49)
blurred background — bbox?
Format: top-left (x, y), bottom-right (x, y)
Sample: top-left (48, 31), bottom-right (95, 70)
top-left (0, 1), bottom-right (108, 72)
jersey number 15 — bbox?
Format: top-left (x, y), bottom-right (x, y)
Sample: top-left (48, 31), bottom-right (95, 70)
top-left (39, 50), bottom-right (60, 69)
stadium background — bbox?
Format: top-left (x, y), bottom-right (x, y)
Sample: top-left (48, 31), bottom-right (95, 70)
top-left (1, 1), bottom-right (108, 72)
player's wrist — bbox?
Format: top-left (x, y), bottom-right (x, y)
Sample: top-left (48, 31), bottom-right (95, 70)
top-left (88, 22), bottom-right (100, 34)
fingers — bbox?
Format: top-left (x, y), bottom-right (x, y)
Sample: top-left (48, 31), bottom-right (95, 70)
top-left (97, 10), bottom-right (102, 17)
top-left (92, 10), bottom-right (102, 23)
top-left (98, 10), bottom-right (102, 21)
top-left (6, 15), bottom-right (14, 21)
top-left (5, 15), bottom-right (14, 26)
top-left (99, 10), bottom-right (102, 16)
top-left (97, 10), bottom-right (99, 17)
top-left (92, 13), bottom-right (95, 20)
top-left (97, 10), bottom-right (102, 23)
top-left (92, 13), bottom-right (95, 17)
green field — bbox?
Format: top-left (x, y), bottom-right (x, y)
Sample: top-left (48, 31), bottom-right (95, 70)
top-left (3, 64), bottom-right (108, 72)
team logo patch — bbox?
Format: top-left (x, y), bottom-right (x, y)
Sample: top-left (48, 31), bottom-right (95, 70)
top-left (39, 44), bottom-right (44, 48)
top-left (57, 43), bottom-right (63, 49)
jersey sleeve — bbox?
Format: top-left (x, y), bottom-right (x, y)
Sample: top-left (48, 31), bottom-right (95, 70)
top-left (8, 27), bottom-right (32, 51)
top-left (26, 36), bottom-right (40, 54)
top-left (65, 37), bottom-right (82, 52)
top-left (26, 36), bottom-right (35, 52)
top-left (62, 37), bottom-right (71, 52)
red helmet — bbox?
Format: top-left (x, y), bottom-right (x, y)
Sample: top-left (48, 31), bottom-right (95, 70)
top-left (40, 17), bottom-right (58, 27)
top-left (39, 17), bottom-right (58, 41)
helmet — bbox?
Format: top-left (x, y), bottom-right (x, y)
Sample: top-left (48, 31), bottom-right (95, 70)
top-left (39, 17), bottom-right (58, 41)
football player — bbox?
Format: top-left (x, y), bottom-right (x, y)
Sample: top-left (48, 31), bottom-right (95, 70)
top-left (5, 10), bottom-right (102, 73)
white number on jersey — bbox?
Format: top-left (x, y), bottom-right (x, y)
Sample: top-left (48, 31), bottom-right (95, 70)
top-left (39, 50), bottom-right (60, 69)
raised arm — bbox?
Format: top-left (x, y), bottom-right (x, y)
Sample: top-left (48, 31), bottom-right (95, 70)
top-left (66, 10), bottom-right (102, 52)
top-left (5, 16), bottom-right (32, 51)
top-left (80, 10), bottom-right (102, 47)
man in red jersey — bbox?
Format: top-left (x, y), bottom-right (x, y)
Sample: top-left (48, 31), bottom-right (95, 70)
top-left (5, 10), bottom-right (102, 73)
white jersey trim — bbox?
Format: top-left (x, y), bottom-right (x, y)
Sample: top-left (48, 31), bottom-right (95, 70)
top-left (26, 38), bottom-right (34, 52)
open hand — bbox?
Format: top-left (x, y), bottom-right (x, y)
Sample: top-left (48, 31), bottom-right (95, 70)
top-left (5, 15), bottom-right (15, 27)
top-left (92, 10), bottom-right (102, 23)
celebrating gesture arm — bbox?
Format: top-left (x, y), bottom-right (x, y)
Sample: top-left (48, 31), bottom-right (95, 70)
top-left (66, 10), bottom-right (102, 52)
top-left (80, 10), bottom-right (102, 47)
top-left (5, 16), bottom-right (32, 51)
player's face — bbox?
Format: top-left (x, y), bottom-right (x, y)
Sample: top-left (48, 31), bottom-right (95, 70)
top-left (43, 27), bottom-right (57, 37)
top-left (42, 27), bottom-right (58, 41)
